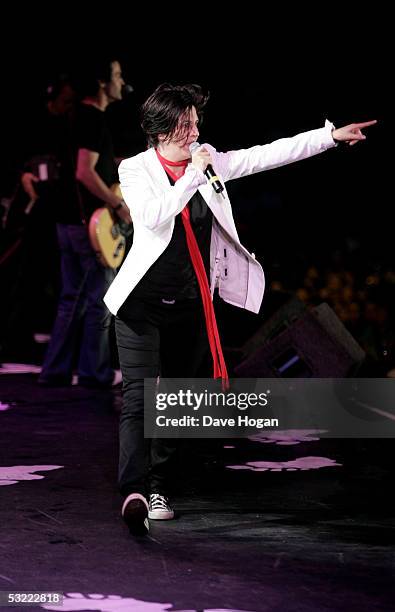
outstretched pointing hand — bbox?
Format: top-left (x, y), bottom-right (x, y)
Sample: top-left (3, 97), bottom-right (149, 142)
top-left (332, 120), bottom-right (377, 146)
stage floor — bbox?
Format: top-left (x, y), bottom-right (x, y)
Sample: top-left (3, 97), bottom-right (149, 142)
top-left (0, 372), bottom-right (394, 611)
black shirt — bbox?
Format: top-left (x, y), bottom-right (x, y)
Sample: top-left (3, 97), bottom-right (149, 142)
top-left (20, 108), bottom-right (78, 225)
top-left (70, 103), bottom-right (118, 223)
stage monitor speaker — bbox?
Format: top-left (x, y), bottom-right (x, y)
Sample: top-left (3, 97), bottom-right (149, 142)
top-left (234, 302), bottom-right (365, 378)
top-left (240, 296), bottom-right (307, 360)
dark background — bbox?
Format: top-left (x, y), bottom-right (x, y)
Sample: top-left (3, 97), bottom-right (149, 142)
top-left (1, 11), bottom-right (389, 260)
top-left (0, 10), bottom-right (392, 365)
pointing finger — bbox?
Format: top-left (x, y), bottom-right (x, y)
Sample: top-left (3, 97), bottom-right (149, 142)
top-left (353, 120), bottom-right (377, 129)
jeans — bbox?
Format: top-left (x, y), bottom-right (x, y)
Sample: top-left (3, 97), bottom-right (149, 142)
top-left (116, 298), bottom-right (210, 498)
top-left (40, 224), bottom-right (115, 385)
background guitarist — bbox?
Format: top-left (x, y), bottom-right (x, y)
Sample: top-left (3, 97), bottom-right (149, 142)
top-left (38, 57), bottom-right (131, 388)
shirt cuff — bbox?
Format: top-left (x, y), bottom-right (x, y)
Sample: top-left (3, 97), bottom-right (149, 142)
top-left (324, 119), bottom-right (338, 148)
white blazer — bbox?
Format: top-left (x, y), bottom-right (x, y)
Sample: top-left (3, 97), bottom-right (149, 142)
top-left (104, 121), bottom-right (336, 315)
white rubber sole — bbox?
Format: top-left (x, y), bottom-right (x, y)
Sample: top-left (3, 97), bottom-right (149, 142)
top-left (121, 493), bottom-right (148, 516)
top-left (148, 509), bottom-right (174, 520)
top-left (122, 493), bottom-right (150, 534)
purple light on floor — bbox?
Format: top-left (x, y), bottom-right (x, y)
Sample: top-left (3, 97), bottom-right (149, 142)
top-left (0, 465), bottom-right (63, 486)
top-left (247, 429), bottom-right (327, 445)
top-left (227, 456), bottom-right (342, 472)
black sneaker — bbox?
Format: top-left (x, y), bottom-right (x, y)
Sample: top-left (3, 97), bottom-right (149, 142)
top-left (121, 493), bottom-right (149, 535)
top-left (148, 494), bottom-right (174, 520)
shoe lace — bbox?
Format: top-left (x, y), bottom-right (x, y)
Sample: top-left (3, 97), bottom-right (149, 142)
top-left (150, 494), bottom-right (170, 510)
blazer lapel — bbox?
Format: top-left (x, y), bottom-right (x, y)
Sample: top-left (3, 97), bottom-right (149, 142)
top-left (198, 180), bottom-right (240, 243)
top-left (145, 147), bottom-right (171, 191)
top-left (145, 149), bottom-right (239, 243)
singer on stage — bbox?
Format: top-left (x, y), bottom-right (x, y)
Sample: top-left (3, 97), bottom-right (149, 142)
top-left (103, 82), bottom-right (376, 535)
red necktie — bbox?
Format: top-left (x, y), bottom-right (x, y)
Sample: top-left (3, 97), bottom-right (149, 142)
top-left (156, 149), bottom-right (229, 389)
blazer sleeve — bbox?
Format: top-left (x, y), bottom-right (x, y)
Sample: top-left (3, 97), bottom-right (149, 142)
top-left (211, 120), bottom-right (336, 182)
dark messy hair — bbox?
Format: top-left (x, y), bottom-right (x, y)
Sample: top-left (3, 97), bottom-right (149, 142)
top-left (141, 83), bottom-right (209, 147)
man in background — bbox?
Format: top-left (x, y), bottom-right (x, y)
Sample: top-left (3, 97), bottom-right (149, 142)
top-left (38, 58), bottom-right (131, 387)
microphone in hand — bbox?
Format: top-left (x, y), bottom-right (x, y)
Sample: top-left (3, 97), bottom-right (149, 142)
top-left (189, 142), bottom-right (224, 194)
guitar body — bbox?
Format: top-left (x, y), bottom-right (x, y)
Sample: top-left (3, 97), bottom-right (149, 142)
top-left (89, 208), bottom-right (126, 269)
top-left (88, 184), bottom-right (131, 269)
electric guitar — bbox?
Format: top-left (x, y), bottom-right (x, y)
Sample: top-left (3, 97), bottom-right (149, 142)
top-left (88, 184), bottom-right (133, 269)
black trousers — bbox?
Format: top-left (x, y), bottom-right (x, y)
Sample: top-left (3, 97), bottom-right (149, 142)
top-left (115, 298), bottom-right (210, 498)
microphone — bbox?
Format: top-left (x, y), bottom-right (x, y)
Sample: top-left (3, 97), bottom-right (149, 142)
top-left (122, 84), bottom-right (134, 95)
top-left (189, 142), bottom-right (224, 194)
